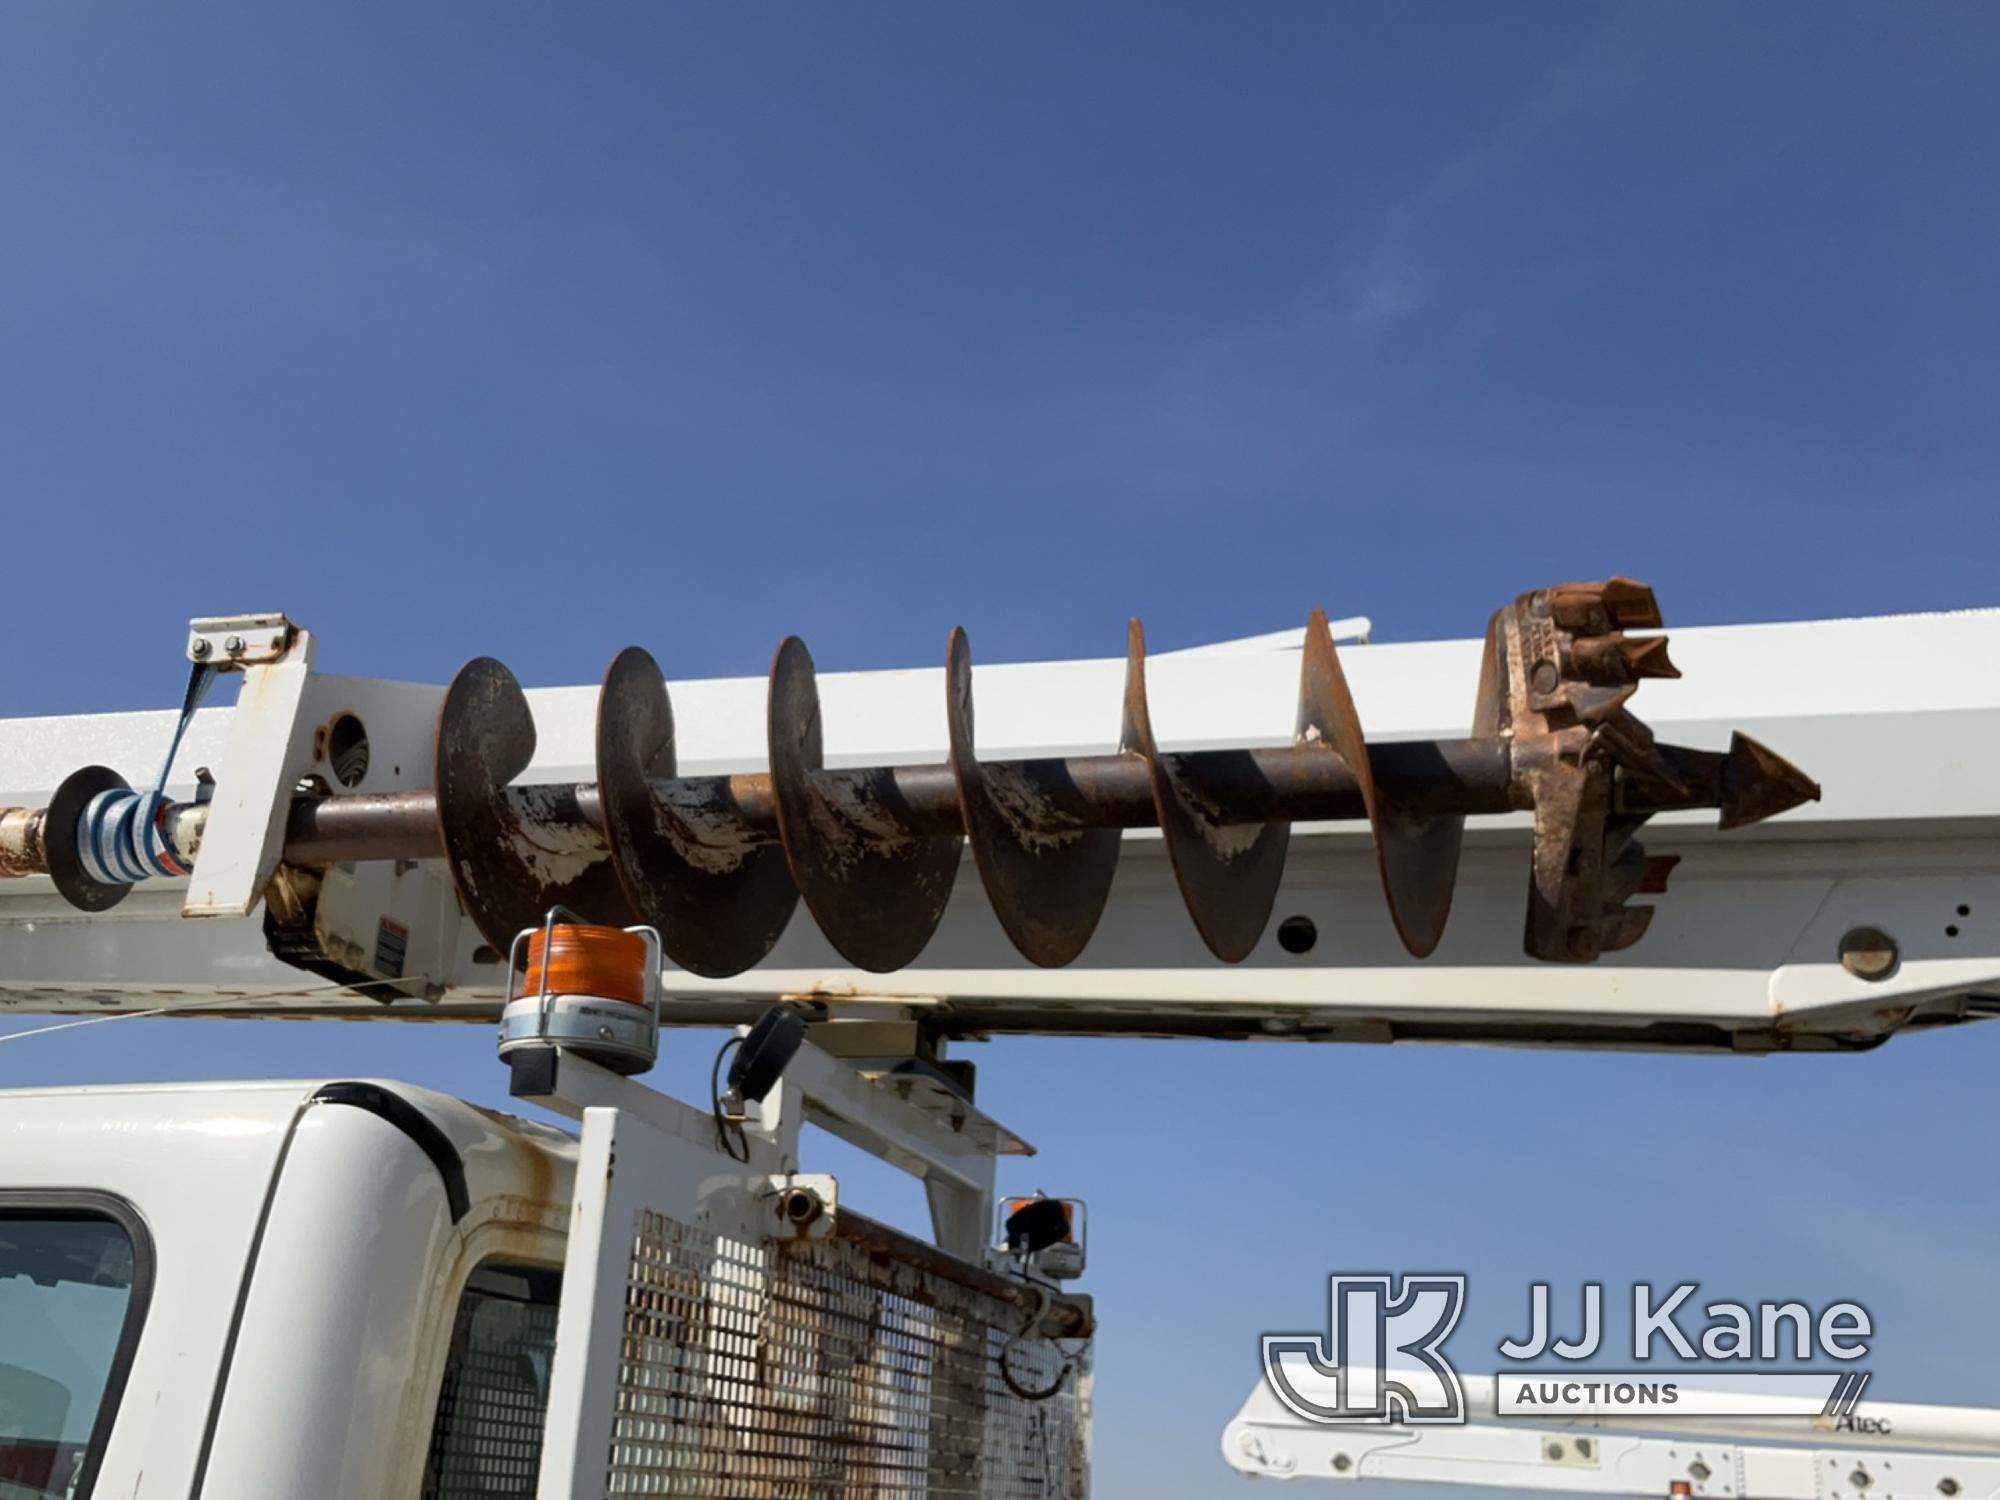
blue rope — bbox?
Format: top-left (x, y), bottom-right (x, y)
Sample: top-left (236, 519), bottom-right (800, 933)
top-left (76, 662), bottom-right (218, 887)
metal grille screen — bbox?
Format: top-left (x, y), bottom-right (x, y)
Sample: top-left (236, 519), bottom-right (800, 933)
top-left (423, 1264), bottom-right (563, 1500)
top-left (610, 1209), bottom-right (1090, 1497)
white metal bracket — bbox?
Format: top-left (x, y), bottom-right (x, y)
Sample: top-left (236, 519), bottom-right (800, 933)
top-left (186, 613), bottom-right (297, 667)
top-left (750, 1037), bottom-right (1028, 1261)
top-left (184, 617), bottom-right (319, 918)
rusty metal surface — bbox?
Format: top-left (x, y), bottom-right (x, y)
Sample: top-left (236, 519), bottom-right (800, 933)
top-left (1123, 619), bottom-right (1293, 962)
top-left (285, 791), bottom-right (448, 863)
top-left (596, 646), bottom-right (799, 978)
top-left (768, 636), bottom-right (964, 973)
top-left (1479, 580), bottom-right (1817, 962)
top-left (257, 736), bottom-right (1517, 871)
top-left (947, 627), bottom-right (1122, 968)
top-left (1717, 731), bottom-right (1824, 831)
top-left (433, 656), bottom-right (635, 953)
top-left (611, 1207), bottom-right (1090, 1498)
top-left (1307, 607), bottom-right (1465, 959)
top-left (829, 1205), bottom-right (1094, 1338)
top-left (0, 805), bottom-right (46, 879)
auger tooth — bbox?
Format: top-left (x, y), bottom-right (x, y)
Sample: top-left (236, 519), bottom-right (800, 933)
top-left (1570, 634), bottom-right (1680, 683)
top-left (1640, 854), bottom-right (1681, 894)
top-left (1600, 904), bottom-right (1655, 954)
top-left (1718, 732), bottom-right (1822, 831)
top-left (1546, 577), bottom-right (1664, 635)
top-left (1599, 577), bottom-right (1665, 630)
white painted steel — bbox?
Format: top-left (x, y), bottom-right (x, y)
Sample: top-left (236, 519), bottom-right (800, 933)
top-left (0, 1077), bottom-right (575, 1498)
top-left (199, 1082), bottom-right (575, 1498)
top-left (1225, 1371), bottom-right (2000, 1496)
top-left (181, 627), bottom-right (319, 918)
top-left (759, 1039), bottom-right (1015, 1260)
top-left (0, 1081), bottom-right (306, 1500)
top-left (534, 1096), bottom-right (776, 1500)
top-left (1160, 615), bottom-right (1374, 653)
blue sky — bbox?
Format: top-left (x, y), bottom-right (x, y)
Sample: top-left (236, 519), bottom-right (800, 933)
top-left (4, 5), bottom-right (1998, 1495)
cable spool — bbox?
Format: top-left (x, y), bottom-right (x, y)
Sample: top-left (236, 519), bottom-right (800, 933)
top-left (43, 660), bottom-right (218, 908)
top-left (497, 913), bottom-right (663, 1075)
top-left (77, 787), bottom-right (187, 885)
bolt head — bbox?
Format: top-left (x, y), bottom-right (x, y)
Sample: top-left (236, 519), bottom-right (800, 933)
top-left (190, 638), bottom-right (213, 660)
top-left (1530, 660), bottom-right (1562, 694)
top-left (1331, 1453), bottom-right (1352, 1473)
top-left (224, 635), bottom-right (246, 656)
top-left (1851, 1471), bottom-right (1873, 1491)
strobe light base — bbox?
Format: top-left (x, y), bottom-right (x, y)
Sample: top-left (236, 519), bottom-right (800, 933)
top-left (496, 907), bottom-right (665, 1077)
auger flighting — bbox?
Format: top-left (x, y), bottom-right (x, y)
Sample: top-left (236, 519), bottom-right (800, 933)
top-left (0, 580), bottom-right (1819, 975)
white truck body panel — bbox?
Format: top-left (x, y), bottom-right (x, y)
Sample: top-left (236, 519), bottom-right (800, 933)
top-left (0, 1080), bottom-right (575, 1500)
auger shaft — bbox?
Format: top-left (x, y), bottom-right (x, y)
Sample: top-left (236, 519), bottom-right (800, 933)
top-left (270, 736), bottom-right (1523, 866)
top-left (209, 723), bottom-right (1799, 871)
top-left (9, 741), bottom-right (1523, 874)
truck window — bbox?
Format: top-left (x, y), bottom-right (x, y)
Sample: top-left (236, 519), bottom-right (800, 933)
top-left (0, 1204), bottom-right (149, 1500)
top-left (420, 1262), bottom-right (561, 1500)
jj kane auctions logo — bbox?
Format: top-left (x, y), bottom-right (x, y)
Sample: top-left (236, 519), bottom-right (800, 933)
top-left (1263, 1277), bottom-right (1875, 1425)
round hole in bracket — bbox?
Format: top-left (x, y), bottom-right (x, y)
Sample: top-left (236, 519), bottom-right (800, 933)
top-left (1946, 925), bottom-right (1960, 939)
top-left (1276, 915), bottom-right (1318, 955)
top-left (1838, 927), bottom-right (1899, 982)
top-left (326, 713), bottom-right (370, 788)
top-left (1957, 905), bottom-right (1971, 917)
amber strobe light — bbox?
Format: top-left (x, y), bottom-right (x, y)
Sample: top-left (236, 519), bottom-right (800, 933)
top-left (523, 923), bottom-right (651, 1007)
top-left (497, 911), bottom-right (663, 1077)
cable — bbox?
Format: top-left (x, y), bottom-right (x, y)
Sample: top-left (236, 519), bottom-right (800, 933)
top-left (996, 1284), bottom-right (1077, 1402)
top-left (710, 1033), bottom-right (749, 1162)
top-left (0, 975), bottom-right (433, 1045)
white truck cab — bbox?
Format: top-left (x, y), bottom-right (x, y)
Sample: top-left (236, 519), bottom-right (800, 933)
top-left (0, 1033), bottom-right (1095, 1500)
top-left (1, 1079), bottom-right (575, 1500)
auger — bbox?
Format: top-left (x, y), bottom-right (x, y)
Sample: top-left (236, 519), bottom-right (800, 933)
top-left (1, 578), bottom-right (1817, 978)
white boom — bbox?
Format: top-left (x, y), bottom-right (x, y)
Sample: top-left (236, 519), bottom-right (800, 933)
top-left (1225, 1370), bottom-right (2000, 1500)
top-left (1, 600), bottom-right (1995, 1050)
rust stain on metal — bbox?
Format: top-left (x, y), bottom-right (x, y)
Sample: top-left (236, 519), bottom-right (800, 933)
top-left (613, 1206), bottom-right (1090, 1496)
top-left (0, 806), bottom-right (46, 879)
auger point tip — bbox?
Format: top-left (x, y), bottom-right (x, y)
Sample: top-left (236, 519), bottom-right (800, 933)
top-left (1718, 732), bottom-right (1821, 831)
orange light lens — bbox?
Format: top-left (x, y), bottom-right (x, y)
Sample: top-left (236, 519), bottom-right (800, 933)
top-left (524, 923), bottom-right (650, 1007)
top-left (1004, 1198), bottom-right (1076, 1244)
